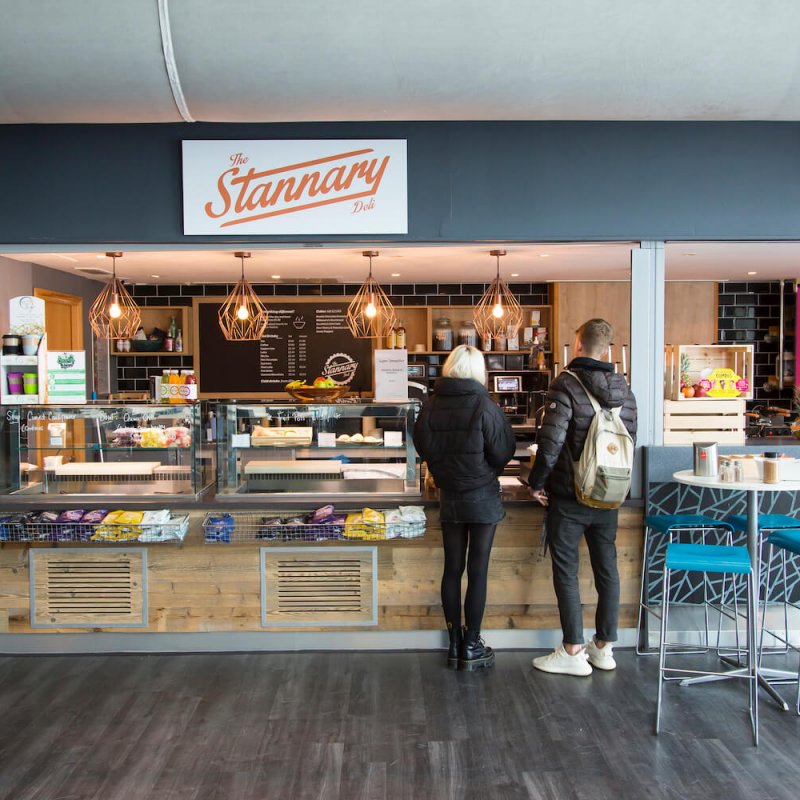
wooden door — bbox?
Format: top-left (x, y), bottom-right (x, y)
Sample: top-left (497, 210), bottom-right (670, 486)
top-left (33, 289), bottom-right (86, 465)
top-left (34, 288), bottom-right (83, 351)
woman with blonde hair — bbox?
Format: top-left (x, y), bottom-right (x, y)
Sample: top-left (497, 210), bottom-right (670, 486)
top-left (413, 345), bottom-right (516, 670)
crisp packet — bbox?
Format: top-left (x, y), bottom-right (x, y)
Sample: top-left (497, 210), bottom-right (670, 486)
top-left (204, 513), bottom-right (234, 543)
top-left (309, 504), bottom-right (335, 523)
top-left (56, 509), bottom-right (85, 523)
top-left (257, 516), bottom-right (283, 540)
top-left (81, 509), bottom-right (109, 524)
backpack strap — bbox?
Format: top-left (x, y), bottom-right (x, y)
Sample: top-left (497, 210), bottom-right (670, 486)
top-left (563, 368), bottom-right (624, 421)
top-left (562, 369), bottom-right (601, 414)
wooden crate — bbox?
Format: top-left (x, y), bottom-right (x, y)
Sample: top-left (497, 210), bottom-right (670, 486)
top-left (665, 344), bottom-right (754, 401)
top-left (663, 398), bottom-right (746, 444)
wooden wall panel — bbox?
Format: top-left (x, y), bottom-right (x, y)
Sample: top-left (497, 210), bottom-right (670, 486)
top-left (0, 507), bottom-right (644, 635)
top-left (553, 281), bottom-right (718, 363)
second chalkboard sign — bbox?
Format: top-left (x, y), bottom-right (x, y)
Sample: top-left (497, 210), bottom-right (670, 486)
top-left (194, 298), bottom-right (374, 398)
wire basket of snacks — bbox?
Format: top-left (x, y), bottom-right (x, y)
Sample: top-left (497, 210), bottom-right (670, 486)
top-left (203, 505), bottom-right (426, 543)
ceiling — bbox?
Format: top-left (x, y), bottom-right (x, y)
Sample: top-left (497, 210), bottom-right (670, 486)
top-left (5, 241), bottom-right (800, 285)
top-left (1, 1), bottom-right (800, 124)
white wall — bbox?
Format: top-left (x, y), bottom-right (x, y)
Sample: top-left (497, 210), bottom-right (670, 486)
top-left (0, 256), bottom-right (33, 333)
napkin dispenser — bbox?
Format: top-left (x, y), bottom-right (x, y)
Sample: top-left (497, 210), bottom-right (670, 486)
top-left (693, 442), bottom-right (718, 477)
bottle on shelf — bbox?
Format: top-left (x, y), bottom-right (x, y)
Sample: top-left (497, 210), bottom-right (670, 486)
top-left (164, 334), bottom-right (174, 352)
top-left (168, 316), bottom-right (177, 339)
top-left (385, 325), bottom-right (396, 350)
top-left (183, 369), bottom-right (197, 403)
top-left (175, 329), bottom-right (183, 353)
top-left (395, 321), bottom-right (406, 350)
top-left (169, 369), bottom-right (182, 404)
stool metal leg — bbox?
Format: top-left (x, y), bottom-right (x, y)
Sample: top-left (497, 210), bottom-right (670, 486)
top-left (748, 567), bottom-right (759, 746)
top-left (655, 565), bottom-right (671, 734)
top-left (636, 526), bottom-right (653, 655)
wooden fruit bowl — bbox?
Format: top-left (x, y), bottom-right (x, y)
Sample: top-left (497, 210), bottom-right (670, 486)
top-left (285, 385), bottom-right (350, 403)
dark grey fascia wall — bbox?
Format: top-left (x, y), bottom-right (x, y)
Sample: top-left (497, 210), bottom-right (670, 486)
top-left (1, 121), bottom-right (799, 244)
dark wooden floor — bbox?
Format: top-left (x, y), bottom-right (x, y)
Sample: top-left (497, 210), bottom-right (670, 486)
top-left (0, 649), bottom-right (799, 800)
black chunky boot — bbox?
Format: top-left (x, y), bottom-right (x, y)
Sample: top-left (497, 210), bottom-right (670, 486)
top-left (459, 627), bottom-right (495, 671)
top-left (447, 623), bottom-right (462, 669)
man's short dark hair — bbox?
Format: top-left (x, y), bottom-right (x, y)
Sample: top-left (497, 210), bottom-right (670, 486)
top-left (576, 319), bottom-right (613, 358)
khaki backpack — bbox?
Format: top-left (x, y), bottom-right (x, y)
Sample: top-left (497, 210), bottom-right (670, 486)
top-left (563, 370), bottom-right (634, 509)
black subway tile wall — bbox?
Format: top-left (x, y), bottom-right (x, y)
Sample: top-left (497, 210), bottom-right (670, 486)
top-left (119, 281), bottom-right (550, 394)
top-left (716, 281), bottom-right (795, 409)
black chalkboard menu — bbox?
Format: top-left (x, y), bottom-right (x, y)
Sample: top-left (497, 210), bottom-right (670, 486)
top-left (196, 299), bottom-right (374, 397)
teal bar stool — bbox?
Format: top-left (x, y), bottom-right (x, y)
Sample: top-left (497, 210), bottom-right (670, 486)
top-left (725, 514), bottom-right (799, 654)
top-left (764, 528), bottom-right (800, 715)
top-left (656, 543), bottom-right (758, 746)
top-left (638, 515), bottom-right (735, 655)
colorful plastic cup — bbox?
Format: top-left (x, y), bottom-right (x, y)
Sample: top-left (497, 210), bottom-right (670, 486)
top-left (6, 372), bottom-right (23, 394)
top-left (22, 373), bottom-right (38, 395)
top-left (21, 335), bottom-right (40, 355)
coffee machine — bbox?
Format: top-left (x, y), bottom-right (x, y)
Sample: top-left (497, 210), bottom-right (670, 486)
top-left (492, 376), bottom-right (527, 424)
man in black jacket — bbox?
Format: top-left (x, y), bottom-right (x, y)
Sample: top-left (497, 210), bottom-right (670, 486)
top-left (528, 319), bottom-right (637, 676)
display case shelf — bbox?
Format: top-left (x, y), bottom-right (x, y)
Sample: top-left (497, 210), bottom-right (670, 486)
top-left (0, 403), bottom-right (213, 501)
top-left (216, 402), bottom-right (420, 498)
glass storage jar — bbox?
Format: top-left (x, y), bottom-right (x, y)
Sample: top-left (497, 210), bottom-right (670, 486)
top-left (457, 320), bottom-right (478, 347)
top-left (433, 318), bottom-right (454, 351)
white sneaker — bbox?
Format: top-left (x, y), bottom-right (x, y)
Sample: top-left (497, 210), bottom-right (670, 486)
top-left (586, 637), bottom-right (616, 671)
top-left (532, 644), bottom-right (592, 676)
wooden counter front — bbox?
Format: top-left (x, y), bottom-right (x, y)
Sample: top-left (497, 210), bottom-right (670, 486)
top-left (0, 506), bottom-right (644, 635)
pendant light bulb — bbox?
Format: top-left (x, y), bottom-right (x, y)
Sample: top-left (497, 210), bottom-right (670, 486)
top-left (89, 252), bottom-right (141, 340)
top-left (346, 251), bottom-right (396, 338)
top-left (218, 251), bottom-right (269, 341)
top-left (473, 249), bottom-right (522, 340)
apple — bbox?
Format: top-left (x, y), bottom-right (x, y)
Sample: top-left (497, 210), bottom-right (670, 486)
top-left (681, 386), bottom-right (695, 398)
top-left (313, 376), bottom-right (328, 388)
top-left (693, 383), bottom-right (708, 398)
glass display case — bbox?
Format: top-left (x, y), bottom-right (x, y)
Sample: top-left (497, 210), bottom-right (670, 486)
top-left (216, 401), bottom-right (420, 497)
top-left (0, 403), bottom-right (214, 500)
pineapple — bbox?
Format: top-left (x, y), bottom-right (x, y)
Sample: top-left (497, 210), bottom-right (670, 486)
top-left (679, 353), bottom-right (691, 389)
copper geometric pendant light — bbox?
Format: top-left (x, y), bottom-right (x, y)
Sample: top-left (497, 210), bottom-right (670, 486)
top-left (346, 251), bottom-right (397, 338)
top-left (89, 251), bottom-right (142, 340)
top-left (218, 251), bottom-right (269, 341)
top-left (473, 249), bottom-right (523, 339)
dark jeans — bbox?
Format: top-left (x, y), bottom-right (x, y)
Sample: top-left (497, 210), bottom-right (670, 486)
top-left (546, 496), bottom-right (620, 645)
top-left (440, 522), bottom-right (497, 631)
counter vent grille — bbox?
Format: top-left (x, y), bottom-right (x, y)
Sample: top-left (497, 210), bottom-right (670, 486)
top-left (261, 547), bottom-right (377, 627)
top-left (30, 549), bottom-right (147, 628)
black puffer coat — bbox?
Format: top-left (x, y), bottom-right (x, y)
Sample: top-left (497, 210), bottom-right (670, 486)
top-left (528, 358), bottom-right (637, 500)
top-left (413, 377), bottom-right (516, 493)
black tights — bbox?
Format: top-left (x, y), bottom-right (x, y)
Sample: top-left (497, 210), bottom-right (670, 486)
top-left (440, 522), bottom-right (497, 632)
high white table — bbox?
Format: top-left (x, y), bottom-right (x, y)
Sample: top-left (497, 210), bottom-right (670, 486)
top-left (672, 469), bottom-right (800, 710)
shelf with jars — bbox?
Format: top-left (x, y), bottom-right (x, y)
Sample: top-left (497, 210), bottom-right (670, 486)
top-left (381, 305), bottom-right (552, 355)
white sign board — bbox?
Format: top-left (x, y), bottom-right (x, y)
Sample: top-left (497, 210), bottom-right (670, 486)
top-left (182, 139), bottom-right (407, 234)
top-left (47, 351), bottom-right (87, 404)
top-left (374, 349), bottom-right (409, 402)
top-left (9, 295), bottom-right (45, 336)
